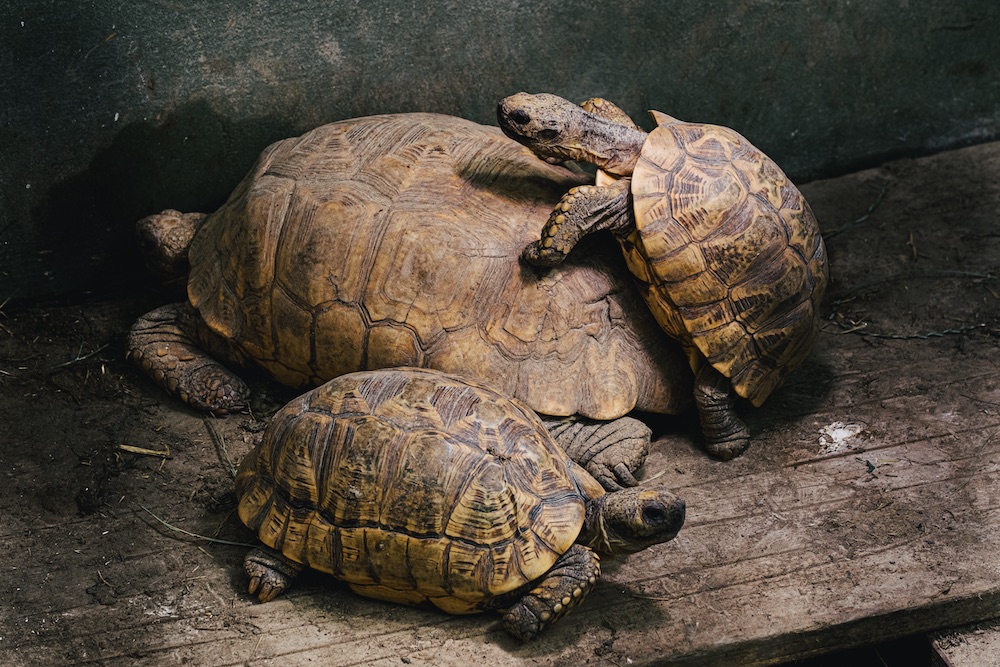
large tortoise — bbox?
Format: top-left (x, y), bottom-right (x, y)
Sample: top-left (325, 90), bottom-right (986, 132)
top-left (235, 367), bottom-right (685, 641)
top-left (129, 112), bottom-right (695, 487)
top-left (498, 93), bottom-right (828, 460)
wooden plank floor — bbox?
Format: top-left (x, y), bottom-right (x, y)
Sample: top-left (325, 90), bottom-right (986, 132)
top-left (2, 140), bottom-right (999, 666)
top-left (932, 621), bottom-right (1000, 666)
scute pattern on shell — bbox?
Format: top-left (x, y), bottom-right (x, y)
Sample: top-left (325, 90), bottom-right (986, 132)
top-left (186, 113), bottom-right (690, 420)
top-left (629, 122), bottom-right (828, 405)
top-left (235, 368), bottom-right (592, 613)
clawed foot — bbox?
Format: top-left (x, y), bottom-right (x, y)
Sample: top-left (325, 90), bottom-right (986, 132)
top-left (694, 364), bottom-right (751, 461)
top-left (544, 416), bottom-right (651, 491)
top-left (521, 240), bottom-right (566, 268)
top-left (501, 544), bottom-right (600, 641)
top-left (128, 303), bottom-right (250, 414)
top-left (244, 548), bottom-right (302, 603)
top-left (703, 426), bottom-right (751, 461)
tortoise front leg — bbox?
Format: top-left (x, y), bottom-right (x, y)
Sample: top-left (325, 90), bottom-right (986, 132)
top-left (245, 546), bottom-right (305, 603)
top-left (522, 177), bottom-right (633, 268)
top-left (694, 364), bottom-right (750, 460)
top-left (544, 416), bottom-right (651, 491)
top-left (502, 544), bottom-right (601, 641)
top-left (127, 302), bottom-right (250, 414)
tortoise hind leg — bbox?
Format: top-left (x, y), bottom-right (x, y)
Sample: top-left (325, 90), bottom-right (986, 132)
top-left (544, 416), bottom-right (651, 491)
top-left (501, 544), bottom-right (600, 642)
top-left (694, 364), bottom-right (750, 460)
top-left (127, 302), bottom-right (250, 414)
top-left (245, 547), bottom-right (304, 603)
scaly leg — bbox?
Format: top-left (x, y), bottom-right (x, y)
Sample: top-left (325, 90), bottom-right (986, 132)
top-left (244, 547), bottom-right (305, 603)
top-left (502, 544), bottom-right (601, 641)
top-left (544, 416), bottom-right (651, 491)
top-left (522, 177), bottom-right (633, 268)
top-left (127, 302), bottom-right (250, 414)
top-left (694, 363), bottom-right (750, 460)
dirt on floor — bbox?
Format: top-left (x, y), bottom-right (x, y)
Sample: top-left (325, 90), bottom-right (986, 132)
top-left (2, 140), bottom-right (999, 666)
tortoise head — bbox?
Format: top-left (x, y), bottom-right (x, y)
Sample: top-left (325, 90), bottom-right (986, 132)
top-left (581, 485), bottom-right (685, 556)
top-left (135, 209), bottom-right (207, 283)
top-left (497, 92), bottom-right (646, 176)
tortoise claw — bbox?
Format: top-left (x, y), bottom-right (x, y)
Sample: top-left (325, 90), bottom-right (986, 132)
top-left (703, 430), bottom-right (751, 461)
top-left (544, 416), bottom-right (650, 492)
top-left (244, 547), bottom-right (302, 603)
top-left (521, 240), bottom-right (566, 268)
top-left (502, 544), bottom-right (600, 641)
top-left (694, 364), bottom-right (751, 460)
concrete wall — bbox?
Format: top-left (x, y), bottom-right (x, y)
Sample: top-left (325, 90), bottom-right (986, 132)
top-left (2, 1), bottom-right (998, 300)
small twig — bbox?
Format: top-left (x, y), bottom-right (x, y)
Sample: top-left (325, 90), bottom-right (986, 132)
top-left (97, 569), bottom-right (113, 588)
top-left (204, 417), bottom-right (238, 480)
top-left (823, 321), bottom-right (869, 335)
top-left (50, 343), bottom-right (110, 369)
top-left (0, 295), bottom-right (11, 336)
top-left (823, 181), bottom-right (892, 240)
top-left (119, 443), bottom-right (172, 458)
top-left (860, 323), bottom-right (986, 340)
top-left (830, 269), bottom-right (997, 309)
top-left (138, 505), bottom-right (255, 548)
top-left (826, 269), bottom-right (996, 340)
top-left (825, 320), bottom-right (985, 340)
top-left (640, 469), bottom-right (667, 483)
top-left (247, 635), bottom-right (264, 663)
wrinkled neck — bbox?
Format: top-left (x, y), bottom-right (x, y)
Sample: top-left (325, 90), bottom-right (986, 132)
top-left (580, 494), bottom-right (618, 556)
top-left (569, 116), bottom-right (646, 176)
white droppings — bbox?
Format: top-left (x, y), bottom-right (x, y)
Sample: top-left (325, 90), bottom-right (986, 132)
top-left (818, 421), bottom-right (866, 454)
top-left (145, 604), bottom-right (179, 618)
top-left (936, 410), bottom-right (959, 422)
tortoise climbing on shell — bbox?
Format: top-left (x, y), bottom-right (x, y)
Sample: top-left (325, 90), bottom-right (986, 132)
top-left (128, 112), bottom-right (695, 488)
top-left (235, 367), bottom-right (686, 641)
top-left (498, 93), bottom-right (828, 460)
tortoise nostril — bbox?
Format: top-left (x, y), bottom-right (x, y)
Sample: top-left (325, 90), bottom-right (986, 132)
top-left (643, 499), bottom-right (684, 528)
top-left (509, 109), bottom-right (531, 125)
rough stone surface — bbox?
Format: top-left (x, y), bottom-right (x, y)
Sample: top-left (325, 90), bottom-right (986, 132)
top-left (2, 1), bottom-right (1000, 299)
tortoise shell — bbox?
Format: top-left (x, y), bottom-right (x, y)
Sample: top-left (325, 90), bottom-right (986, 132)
top-left (186, 113), bottom-right (690, 420)
top-left (621, 112), bottom-right (828, 406)
top-left (235, 367), bottom-right (604, 613)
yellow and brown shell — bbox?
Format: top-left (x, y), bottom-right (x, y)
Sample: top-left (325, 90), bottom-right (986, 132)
top-left (186, 113), bottom-right (690, 421)
top-left (236, 367), bottom-right (602, 613)
top-left (621, 112), bottom-right (828, 406)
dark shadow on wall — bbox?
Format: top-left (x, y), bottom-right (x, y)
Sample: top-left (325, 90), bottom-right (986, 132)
top-left (29, 100), bottom-right (299, 303)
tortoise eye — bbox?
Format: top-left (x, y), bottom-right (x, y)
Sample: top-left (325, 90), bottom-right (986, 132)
top-left (642, 505), bottom-right (668, 525)
top-left (509, 109), bottom-right (531, 125)
top-left (538, 129), bottom-right (559, 141)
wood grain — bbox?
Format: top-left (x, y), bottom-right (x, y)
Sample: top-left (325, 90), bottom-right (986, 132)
top-left (3, 140), bottom-right (1000, 666)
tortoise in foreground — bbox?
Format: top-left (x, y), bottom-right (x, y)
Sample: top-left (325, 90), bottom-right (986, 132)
top-left (236, 367), bottom-right (685, 641)
top-left (498, 93), bottom-right (828, 460)
top-left (129, 112), bottom-right (695, 488)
